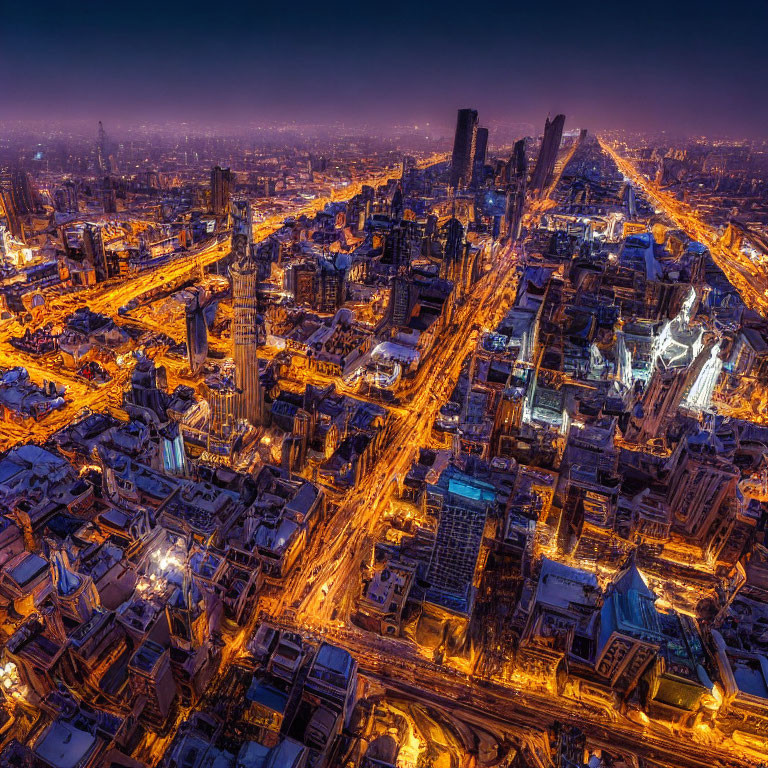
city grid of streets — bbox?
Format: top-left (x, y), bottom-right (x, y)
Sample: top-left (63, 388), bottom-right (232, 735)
top-left (1, 113), bottom-right (768, 768)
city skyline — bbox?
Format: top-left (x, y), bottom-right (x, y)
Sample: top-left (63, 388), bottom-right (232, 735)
top-left (1, 96), bottom-right (768, 767)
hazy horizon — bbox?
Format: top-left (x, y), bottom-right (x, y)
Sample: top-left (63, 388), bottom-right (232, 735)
top-left (3, 0), bottom-right (768, 139)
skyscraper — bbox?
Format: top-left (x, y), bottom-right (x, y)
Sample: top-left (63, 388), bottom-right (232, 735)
top-left (471, 126), bottom-right (489, 188)
top-left (185, 288), bottom-right (209, 375)
top-left (50, 548), bottom-right (100, 624)
top-left (10, 169), bottom-right (35, 216)
top-left (102, 183), bottom-right (117, 214)
top-left (291, 262), bottom-right (317, 305)
top-left (666, 429), bottom-right (738, 546)
top-left (211, 166), bottom-right (233, 216)
top-left (127, 641), bottom-right (178, 730)
top-left (385, 219), bottom-right (422, 275)
top-left (506, 138), bottom-right (528, 240)
top-left (425, 474), bottom-right (488, 614)
top-left (443, 216), bottom-right (464, 264)
top-left (54, 181), bottom-right (78, 214)
top-left (229, 198), bottom-right (262, 426)
top-left (450, 109), bottom-right (478, 188)
top-left (315, 259), bottom-right (346, 314)
top-left (530, 114), bottom-right (566, 195)
top-left (0, 188), bottom-right (22, 239)
top-left (390, 182), bottom-right (404, 220)
top-left (388, 274), bottom-right (413, 327)
top-left (82, 223), bottom-right (109, 283)
top-left (127, 358), bottom-right (169, 423)
top-left (511, 137), bottom-right (527, 179)
top-left (96, 121), bottom-right (111, 174)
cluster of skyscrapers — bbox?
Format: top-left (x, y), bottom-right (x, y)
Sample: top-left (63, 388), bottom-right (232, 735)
top-left (0, 110), bottom-right (766, 768)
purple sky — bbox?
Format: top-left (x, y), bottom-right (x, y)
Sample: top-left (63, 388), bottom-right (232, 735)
top-left (2, 0), bottom-right (767, 137)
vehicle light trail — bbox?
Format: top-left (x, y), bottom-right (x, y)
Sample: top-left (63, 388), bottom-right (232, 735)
top-left (599, 137), bottom-right (768, 317)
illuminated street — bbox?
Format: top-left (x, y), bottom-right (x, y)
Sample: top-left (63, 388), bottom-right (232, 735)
top-left (2, 4), bottom-right (768, 767)
top-left (599, 139), bottom-right (768, 316)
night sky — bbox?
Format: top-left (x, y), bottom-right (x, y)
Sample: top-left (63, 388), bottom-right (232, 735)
top-left (2, 0), bottom-right (767, 136)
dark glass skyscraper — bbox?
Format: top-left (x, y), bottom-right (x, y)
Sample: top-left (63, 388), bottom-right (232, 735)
top-left (185, 288), bottom-right (209, 376)
top-left (471, 126), bottom-right (489, 188)
top-left (506, 137), bottom-right (528, 240)
top-left (10, 169), bottom-right (35, 216)
top-left (450, 109), bottom-right (478, 188)
top-left (210, 166), bottom-right (233, 216)
top-left (511, 137), bottom-right (527, 179)
top-left (530, 114), bottom-right (566, 195)
top-left (54, 181), bottom-right (79, 214)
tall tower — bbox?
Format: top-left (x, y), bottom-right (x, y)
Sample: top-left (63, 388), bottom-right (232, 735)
top-left (450, 109), bottom-right (478, 188)
top-left (388, 275), bottom-right (413, 327)
top-left (623, 364), bottom-right (687, 445)
top-left (102, 184), bottom-right (117, 214)
top-left (97, 121), bottom-right (108, 174)
top-left (0, 188), bottom-right (22, 239)
top-left (530, 114), bottom-right (566, 195)
top-left (511, 137), bottom-right (527, 179)
top-left (229, 198), bottom-right (262, 426)
top-left (54, 181), bottom-right (79, 214)
top-left (666, 429), bottom-right (738, 545)
top-left (441, 217), bottom-right (464, 284)
top-left (471, 126), bottom-right (489, 188)
top-left (210, 166), bottom-right (233, 216)
top-left (390, 181), bottom-right (404, 221)
top-left (50, 548), bottom-right (100, 624)
top-left (185, 287), bottom-right (209, 375)
top-left (384, 220), bottom-right (419, 274)
top-left (10, 168), bottom-right (35, 216)
top-left (82, 222), bottom-right (109, 282)
top-left (166, 565), bottom-right (218, 705)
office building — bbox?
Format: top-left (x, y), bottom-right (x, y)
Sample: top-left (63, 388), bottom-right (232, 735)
top-left (128, 641), bottom-right (178, 729)
top-left (471, 126), bottom-right (489, 188)
top-left (230, 198), bottom-right (262, 426)
top-left (506, 137), bottom-right (528, 239)
top-left (211, 165), bottom-right (233, 216)
top-left (316, 259), bottom-right (346, 314)
top-left (666, 429), bottom-right (738, 546)
top-left (511, 137), bottom-right (527, 180)
top-left (11, 169), bottom-right (35, 216)
top-left (450, 108), bottom-right (478, 188)
top-left (49, 549), bottom-right (100, 624)
top-left (96, 120), bottom-right (110, 174)
top-left (82, 223), bottom-right (109, 283)
top-left (185, 288), bottom-right (209, 375)
top-left (387, 274), bottom-right (413, 327)
top-left (53, 181), bottom-right (78, 215)
top-left (384, 220), bottom-right (420, 274)
top-left (102, 186), bottom-right (117, 214)
top-left (291, 262), bottom-right (317, 305)
top-left (530, 114), bottom-right (565, 195)
top-left (0, 188), bottom-right (22, 239)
